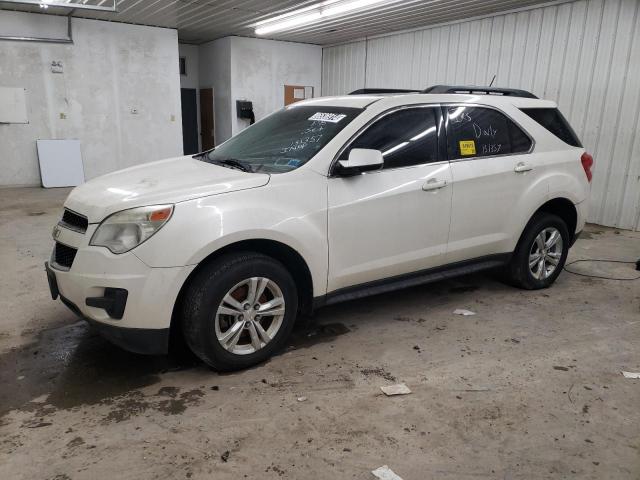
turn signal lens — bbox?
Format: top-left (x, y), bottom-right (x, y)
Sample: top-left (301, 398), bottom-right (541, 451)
top-left (149, 207), bottom-right (172, 222)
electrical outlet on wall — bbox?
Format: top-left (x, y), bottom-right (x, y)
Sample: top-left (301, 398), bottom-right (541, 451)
top-left (51, 61), bottom-right (63, 74)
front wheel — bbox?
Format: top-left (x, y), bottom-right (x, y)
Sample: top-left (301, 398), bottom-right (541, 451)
top-left (506, 212), bottom-right (570, 290)
top-left (181, 252), bottom-right (298, 371)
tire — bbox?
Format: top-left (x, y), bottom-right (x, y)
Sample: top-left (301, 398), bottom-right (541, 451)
top-left (181, 252), bottom-right (298, 371)
top-left (505, 212), bottom-right (570, 290)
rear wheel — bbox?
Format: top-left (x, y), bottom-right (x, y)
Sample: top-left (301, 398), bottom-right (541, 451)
top-left (506, 212), bottom-right (570, 289)
top-left (181, 252), bottom-right (298, 371)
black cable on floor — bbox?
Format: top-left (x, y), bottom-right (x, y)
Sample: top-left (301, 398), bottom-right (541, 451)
top-left (563, 259), bottom-right (640, 281)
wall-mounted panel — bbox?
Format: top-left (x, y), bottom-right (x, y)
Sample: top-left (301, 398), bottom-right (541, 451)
top-left (0, 87), bottom-right (28, 123)
top-left (0, 9), bottom-right (69, 40)
top-left (322, 0), bottom-right (640, 230)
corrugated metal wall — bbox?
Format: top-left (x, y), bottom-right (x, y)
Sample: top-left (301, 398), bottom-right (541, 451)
top-left (322, 0), bottom-right (640, 231)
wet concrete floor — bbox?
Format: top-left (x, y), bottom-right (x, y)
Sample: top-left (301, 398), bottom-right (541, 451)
top-left (1, 187), bottom-right (639, 479)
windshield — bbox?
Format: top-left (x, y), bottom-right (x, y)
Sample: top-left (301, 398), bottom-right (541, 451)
top-left (200, 106), bottom-right (363, 173)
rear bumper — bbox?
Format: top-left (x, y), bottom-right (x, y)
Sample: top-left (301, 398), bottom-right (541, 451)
top-left (574, 199), bottom-right (588, 241)
top-left (570, 230), bottom-right (582, 247)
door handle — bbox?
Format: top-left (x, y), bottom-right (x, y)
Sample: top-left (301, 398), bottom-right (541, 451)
top-left (422, 178), bottom-right (447, 191)
top-left (514, 162), bottom-right (533, 173)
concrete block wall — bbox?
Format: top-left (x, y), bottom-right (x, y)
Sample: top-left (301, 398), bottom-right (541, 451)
top-left (198, 36), bottom-right (322, 145)
top-left (0, 11), bottom-right (183, 186)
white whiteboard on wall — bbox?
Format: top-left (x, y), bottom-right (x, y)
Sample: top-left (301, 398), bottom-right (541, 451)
top-left (0, 87), bottom-right (28, 124)
top-left (36, 140), bottom-right (85, 188)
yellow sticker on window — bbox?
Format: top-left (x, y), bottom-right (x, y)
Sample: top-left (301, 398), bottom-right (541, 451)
top-left (459, 140), bottom-right (476, 156)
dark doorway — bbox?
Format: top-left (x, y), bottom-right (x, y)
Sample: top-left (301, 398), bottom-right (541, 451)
top-left (180, 88), bottom-right (199, 155)
top-left (200, 88), bottom-right (215, 150)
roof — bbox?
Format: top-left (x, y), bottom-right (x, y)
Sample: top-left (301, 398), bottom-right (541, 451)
top-left (288, 95), bottom-right (382, 109)
top-left (294, 92), bottom-right (556, 110)
top-left (351, 85), bottom-right (539, 98)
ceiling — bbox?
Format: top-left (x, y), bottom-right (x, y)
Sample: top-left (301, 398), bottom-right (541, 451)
top-left (0, 0), bottom-right (555, 45)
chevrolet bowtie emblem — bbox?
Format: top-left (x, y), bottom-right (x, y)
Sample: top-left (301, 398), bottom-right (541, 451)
top-left (52, 225), bottom-right (61, 240)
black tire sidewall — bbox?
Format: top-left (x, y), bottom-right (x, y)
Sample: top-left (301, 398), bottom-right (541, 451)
top-left (512, 213), bottom-right (570, 289)
top-left (183, 253), bottom-right (298, 370)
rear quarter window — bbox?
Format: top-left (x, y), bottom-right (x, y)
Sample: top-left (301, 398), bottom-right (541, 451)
top-left (520, 108), bottom-right (582, 148)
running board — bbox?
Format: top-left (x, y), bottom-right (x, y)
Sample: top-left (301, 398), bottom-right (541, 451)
top-left (316, 254), bottom-right (511, 308)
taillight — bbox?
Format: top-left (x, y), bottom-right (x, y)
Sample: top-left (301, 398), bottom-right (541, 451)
top-left (581, 152), bottom-right (593, 182)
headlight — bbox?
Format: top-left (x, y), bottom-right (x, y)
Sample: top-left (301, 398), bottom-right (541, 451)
top-left (90, 205), bottom-right (174, 254)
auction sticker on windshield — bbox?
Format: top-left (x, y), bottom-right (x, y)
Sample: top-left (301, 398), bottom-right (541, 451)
top-left (308, 112), bottom-right (347, 123)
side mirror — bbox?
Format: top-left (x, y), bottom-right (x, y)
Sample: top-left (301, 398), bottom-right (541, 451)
top-left (336, 149), bottom-right (384, 176)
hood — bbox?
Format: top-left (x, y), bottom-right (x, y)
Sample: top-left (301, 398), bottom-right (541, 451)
top-left (64, 156), bottom-right (270, 223)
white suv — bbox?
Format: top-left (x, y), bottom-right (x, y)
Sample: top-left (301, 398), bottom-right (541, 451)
top-left (46, 85), bottom-right (593, 370)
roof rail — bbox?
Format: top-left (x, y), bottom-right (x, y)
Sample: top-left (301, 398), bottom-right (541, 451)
top-left (422, 85), bottom-right (538, 99)
top-left (349, 88), bottom-right (420, 95)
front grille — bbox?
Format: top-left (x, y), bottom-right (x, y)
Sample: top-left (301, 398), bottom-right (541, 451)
top-left (59, 209), bottom-right (88, 233)
top-left (54, 242), bottom-right (77, 269)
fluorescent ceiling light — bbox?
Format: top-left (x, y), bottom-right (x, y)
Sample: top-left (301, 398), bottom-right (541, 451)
top-left (256, 12), bottom-right (323, 35)
top-left (255, 0), bottom-right (386, 35)
top-left (323, 0), bottom-right (384, 16)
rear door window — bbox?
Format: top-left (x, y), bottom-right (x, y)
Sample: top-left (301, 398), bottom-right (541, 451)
top-left (445, 106), bottom-right (532, 160)
top-left (521, 108), bottom-right (582, 147)
top-left (341, 107), bottom-right (440, 169)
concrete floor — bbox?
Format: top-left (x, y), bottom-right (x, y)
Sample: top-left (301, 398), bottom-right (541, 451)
top-left (1, 187), bottom-right (639, 480)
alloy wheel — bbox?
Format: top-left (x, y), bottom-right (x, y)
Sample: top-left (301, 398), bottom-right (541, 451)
top-left (528, 227), bottom-right (563, 280)
top-left (214, 277), bottom-right (286, 355)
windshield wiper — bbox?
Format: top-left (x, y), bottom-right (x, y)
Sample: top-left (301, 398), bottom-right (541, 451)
top-left (212, 158), bottom-right (253, 173)
top-left (191, 148), bottom-right (215, 160)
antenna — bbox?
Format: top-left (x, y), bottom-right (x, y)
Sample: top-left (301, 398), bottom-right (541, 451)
top-left (489, 75), bottom-right (497, 87)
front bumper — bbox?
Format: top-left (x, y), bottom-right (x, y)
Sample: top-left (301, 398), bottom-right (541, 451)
top-left (51, 282), bottom-right (170, 355)
top-left (46, 239), bottom-right (195, 355)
